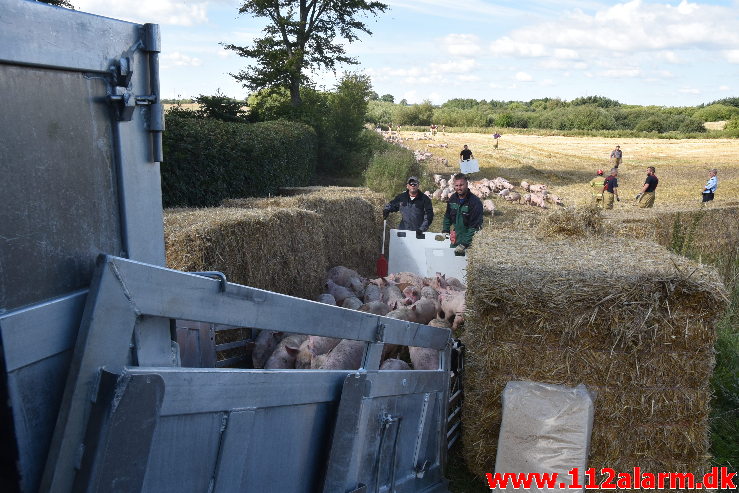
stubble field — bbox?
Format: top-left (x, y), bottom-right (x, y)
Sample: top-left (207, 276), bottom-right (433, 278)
top-left (400, 131), bottom-right (738, 210)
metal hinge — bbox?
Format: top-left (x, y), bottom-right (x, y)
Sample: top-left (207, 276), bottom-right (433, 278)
top-left (107, 23), bottom-right (164, 162)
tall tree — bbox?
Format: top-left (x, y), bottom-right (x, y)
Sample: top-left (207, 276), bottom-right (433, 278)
top-left (224, 0), bottom-right (387, 107)
top-left (37, 0), bottom-right (75, 8)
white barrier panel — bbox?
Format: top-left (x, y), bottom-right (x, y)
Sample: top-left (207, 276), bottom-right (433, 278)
top-left (387, 229), bottom-right (467, 282)
top-left (460, 159), bottom-right (479, 174)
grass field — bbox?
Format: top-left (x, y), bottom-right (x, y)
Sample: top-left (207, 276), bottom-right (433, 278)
top-left (400, 131), bottom-right (738, 209)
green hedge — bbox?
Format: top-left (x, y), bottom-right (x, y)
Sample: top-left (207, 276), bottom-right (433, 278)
top-left (161, 114), bottom-right (317, 207)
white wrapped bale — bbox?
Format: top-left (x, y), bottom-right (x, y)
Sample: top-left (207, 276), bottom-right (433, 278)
top-left (493, 381), bottom-right (595, 493)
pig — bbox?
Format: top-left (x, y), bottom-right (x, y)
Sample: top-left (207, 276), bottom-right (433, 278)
top-left (316, 293), bottom-right (336, 305)
top-left (252, 330), bottom-right (284, 368)
top-left (402, 285), bottom-right (420, 305)
top-left (498, 189), bottom-right (510, 197)
top-left (327, 266), bottom-right (359, 288)
top-left (432, 189), bottom-right (443, 201)
top-left (393, 272), bottom-right (425, 286)
top-left (386, 306), bottom-right (418, 323)
top-left (547, 193), bottom-right (564, 206)
top-left (504, 192), bottom-right (521, 203)
top-left (363, 283), bottom-right (382, 303)
top-left (382, 284), bottom-right (405, 309)
top-left (342, 296), bottom-right (363, 310)
top-left (483, 199), bottom-right (495, 215)
top-left (441, 189), bottom-right (451, 202)
top-left (529, 184), bottom-right (548, 194)
top-left (424, 191), bottom-right (433, 199)
top-left (433, 174), bottom-right (444, 185)
top-left (264, 334), bottom-right (308, 369)
top-left (380, 358), bottom-right (411, 371)
top-left (326, 279), bottom-right (354, 306)
top-left (411, 297), bottom-right (438, 325)
top-left (427, 272), bottom-right (448, 291)
top-left (520, 180), bottom-right (530, 191)
top-left (312, 339), bottom-right (365, 370)
top-left (359, 300), bottom-right (391, 316)
top-left (420, 286), bottom-right (439, 301)
top-left (295, 335), bottom-right (341, 369)
top-left (445, 277), bottom-right (466, 291)
top-left (349, 276), bottom-right (366, 297)
top-left (440, 291), bottom-right (465, 330)
top-left (528, 193), bottom-right (548, 209)
top-left (409, 346), bottom-right (439, 370)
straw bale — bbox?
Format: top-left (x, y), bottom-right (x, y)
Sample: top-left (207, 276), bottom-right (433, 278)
top-left (164, 207), bottom-right (326, 299)
top-left (535, 205), bottom-right (603, 238)
top-left (461, 232), bottom-right (728, 477)
top-left (222, 187), bottom-right (387, 276)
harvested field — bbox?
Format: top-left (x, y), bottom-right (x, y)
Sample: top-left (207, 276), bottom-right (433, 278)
top-left (461, 231), bottom-right (728, 482)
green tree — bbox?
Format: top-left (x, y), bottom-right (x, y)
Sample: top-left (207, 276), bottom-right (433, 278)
top-left (37, 0), bottom-right (74, 8)
top-left (224, 0), bottom-right (387, 107)
top-left (380, 94), bottom-right (395, 103)
top-left (195, 90), bottom-right (248, 122)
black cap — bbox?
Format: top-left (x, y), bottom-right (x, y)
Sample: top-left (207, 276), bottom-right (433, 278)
top-left (407, 176), bottom-right (419, 185)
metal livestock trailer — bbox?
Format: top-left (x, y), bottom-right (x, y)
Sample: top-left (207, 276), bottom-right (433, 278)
top-left (0, 1), bottom-right (455, 492)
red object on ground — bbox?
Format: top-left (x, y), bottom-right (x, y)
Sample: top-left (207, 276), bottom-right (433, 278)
top-left (450, 230), bottom-right (457, 244)
top-left (376, 220), bottom-right (388, 277)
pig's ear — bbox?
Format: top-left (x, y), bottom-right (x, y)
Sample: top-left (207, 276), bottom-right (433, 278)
top-left (285, 346), bottom-right (300, 357)
top-left (412, 305), bottom-right (418, 312)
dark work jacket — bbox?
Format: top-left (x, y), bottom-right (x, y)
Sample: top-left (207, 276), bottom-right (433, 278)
top-left (383, 191), bottom-right (434, 231)
top-left (442, 192), bottom-right (483, 247)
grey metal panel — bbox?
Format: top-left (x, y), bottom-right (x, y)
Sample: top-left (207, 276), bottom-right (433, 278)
top-left (126, 368), bottom-right (347, 415)
top-left (141, 412), bottom-right (225, 493)
top-left (0, 63), bottom-right (124, 311)
top-left (0, 291), bottom-right (86, 372)
top-left (323, 373), bottom-right (450, 493)
top-left (0, 0), bottom-right (143, 73)
top-left (43, 256), bottom-right (451, 492)
top-left (133, 316), bottom-right (178, 367)
top-left (0, 292), bottom-right (86, 493)
top-left (73, 371), bottom-right (164, 493)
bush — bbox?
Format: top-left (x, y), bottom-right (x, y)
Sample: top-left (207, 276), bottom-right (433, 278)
top-left (693, 104), bottom-right (739, 122)
top-left (161, 114), bottom-right (317, 207)
top-left (363, 146), bottom-right (423, 199)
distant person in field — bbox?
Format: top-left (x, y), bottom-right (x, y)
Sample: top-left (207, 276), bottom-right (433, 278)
top-left (460, 145), bottom-right (474, 161)
top-left (589, 169), bottom-right (606, 208)
top-left (603, 168), bottom-right (620, 209)
top-left (636, 166), bottom-right (658, 208)
top-left (430, 124), bottom-right (437, 136)
top-left (383, 176), bottom-right (434, 234)
top-left (442, 173), bottom-right (483, 256)
top-left (610, 145), bottom-right (623, 168)
top-left (702, 168), bottom-right (718, 202)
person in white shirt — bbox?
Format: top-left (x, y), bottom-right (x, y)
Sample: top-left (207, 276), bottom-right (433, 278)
top-left (702, 168), bottom-right (718, 202)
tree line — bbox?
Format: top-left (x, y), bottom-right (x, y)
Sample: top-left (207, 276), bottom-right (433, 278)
top-left (366, 96), bottom-right (739, 134)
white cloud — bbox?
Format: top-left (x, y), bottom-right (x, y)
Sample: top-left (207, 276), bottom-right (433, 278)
top-left (161, 51), bottom-right (203, 68)
top-left (719, 85), bottom-right (730, 91)
top-left (489, 0), bottom-right (739, 59)
top-left (458, 74), bottom-right (481, 82)
top-left (678, 87), bottom-right (701, 94)
top-left (725, 50), bottom-right (739, 63)
top-left (430, 59), bottom-right (478, 74)
top-left (597, 68), bottom-right (641, 78)
top-left (553, 48), bottom-right (579, 60)
top-left (441, 34), bottom-right (482, 56)
top-left (515, 71), bottom-right (533, 81)
top-left (75, 0), bottom-right (209, 26)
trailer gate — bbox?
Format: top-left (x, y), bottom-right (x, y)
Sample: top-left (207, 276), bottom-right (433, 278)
top-left (1, 3), bottom-right (453, 492)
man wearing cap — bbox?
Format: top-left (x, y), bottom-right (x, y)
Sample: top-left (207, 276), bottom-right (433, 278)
top-left (589, 169), bottom-right (606, 208)
top-left (442, 173), bottom-right (483, 256)
top-left (383, 176), bottom-right (434, 235)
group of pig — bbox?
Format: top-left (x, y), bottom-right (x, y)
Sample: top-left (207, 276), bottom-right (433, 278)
top-left (426, 174), bottom-right (564, 210)
top-left (251, 266), bottom-right (466, 372)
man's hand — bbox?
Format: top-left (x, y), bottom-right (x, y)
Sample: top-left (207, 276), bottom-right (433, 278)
top-left (415, 230), bottom-right (425, 239)
top-left (454, 244), bottom-right (466, 256)
top-left (450, 231), bottom-right (457, 244)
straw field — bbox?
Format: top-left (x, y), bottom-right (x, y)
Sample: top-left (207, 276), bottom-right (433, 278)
top-left (461, 232), bottom-right (729, 488)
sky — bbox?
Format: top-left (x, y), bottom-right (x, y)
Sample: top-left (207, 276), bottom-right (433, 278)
top-left (69, 0), bottom-right (739, 106)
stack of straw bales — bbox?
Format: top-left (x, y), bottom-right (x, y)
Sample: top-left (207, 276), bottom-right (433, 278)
top-left (164, 207), bottom-right (326, 299)
top-left (462, 230), bottom-right (728, 481)
top-left (164, 187), bottom-right (387, 300)
top-left (222, 187), bottom-right (386, 276)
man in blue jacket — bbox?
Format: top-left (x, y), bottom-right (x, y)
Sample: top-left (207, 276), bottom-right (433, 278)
top-left (383, 176), bottom-right (434, 235)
